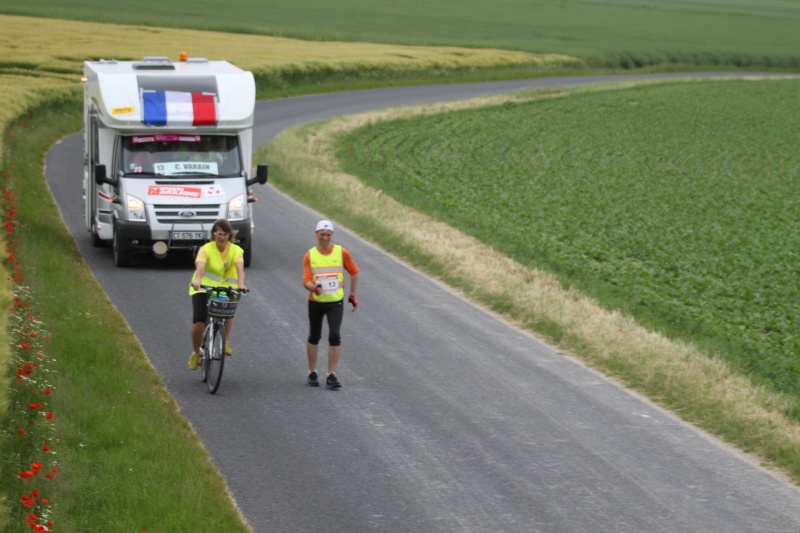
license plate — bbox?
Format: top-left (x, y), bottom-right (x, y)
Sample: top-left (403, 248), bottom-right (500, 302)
top-left (170, 231), bottom-right (206, 240)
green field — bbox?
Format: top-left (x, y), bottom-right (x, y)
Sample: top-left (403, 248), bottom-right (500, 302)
top-left (336, 78), bottom-right (800, 396)
top-left (3, 0), bottom-right (800, 68)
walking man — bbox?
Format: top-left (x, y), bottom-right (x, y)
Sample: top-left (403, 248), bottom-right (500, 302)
top-left (303, 220), bottom-right (359, 389)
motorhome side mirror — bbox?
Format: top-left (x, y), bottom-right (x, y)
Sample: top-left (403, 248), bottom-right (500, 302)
top-left (248, 163), bottom-right (268, 186)
top-left (94, 164), bottom-right (118, 187)
top-left (94, 164), bottom-right (108, 185)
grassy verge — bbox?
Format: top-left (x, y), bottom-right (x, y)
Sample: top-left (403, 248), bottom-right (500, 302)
top-left (0, 242), bottom-right (12, 530)
top-left (259, 80), bottom-right (800, 484)
top-left (0, 100), bottom-right (251, 532)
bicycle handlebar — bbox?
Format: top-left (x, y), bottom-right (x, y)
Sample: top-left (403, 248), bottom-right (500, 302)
top-left (195, 285), bottom-right (249, 295)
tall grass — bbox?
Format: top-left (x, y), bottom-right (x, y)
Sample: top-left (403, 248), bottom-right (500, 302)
top-left (2, 0), bottom-right (800, 68)
top-left (0, 79), bottom-right (80, 530)
top-left (0, 251), bottom-right (11, 531)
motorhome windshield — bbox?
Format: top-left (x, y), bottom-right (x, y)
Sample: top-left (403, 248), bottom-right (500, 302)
top-left (122, 134), bottom-right (242, 176)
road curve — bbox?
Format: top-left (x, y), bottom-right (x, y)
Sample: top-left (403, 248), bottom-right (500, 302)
top-left (46, 74), bottom-right (800, 532)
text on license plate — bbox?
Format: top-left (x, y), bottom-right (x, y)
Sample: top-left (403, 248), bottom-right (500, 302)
top-left (170, 231), bottom-right (206, 240)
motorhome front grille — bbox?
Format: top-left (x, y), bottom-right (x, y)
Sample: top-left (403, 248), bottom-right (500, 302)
top-left (153, 203), bottom-right (221, 224)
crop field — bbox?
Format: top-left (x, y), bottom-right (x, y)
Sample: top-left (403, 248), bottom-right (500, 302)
top-left (336, 78), bottom-right (800, 397)
top-left (0, 15), bottom-right (558, 90)
top-left (2, 0), bottom-right (800, 68)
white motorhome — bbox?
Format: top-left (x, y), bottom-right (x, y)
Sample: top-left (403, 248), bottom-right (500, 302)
top-left (83, 55), bottom-right (267, 267)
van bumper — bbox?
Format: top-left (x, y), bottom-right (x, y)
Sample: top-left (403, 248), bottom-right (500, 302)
top-left (114, 220), bottom-right (253, 254)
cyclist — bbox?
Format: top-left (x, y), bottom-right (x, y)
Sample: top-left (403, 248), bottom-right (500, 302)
top-left (188, 219), bottom-right (248, 370)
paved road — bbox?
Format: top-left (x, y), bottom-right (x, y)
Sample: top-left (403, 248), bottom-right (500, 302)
top-left (46, 74), bottom-right (800, 532)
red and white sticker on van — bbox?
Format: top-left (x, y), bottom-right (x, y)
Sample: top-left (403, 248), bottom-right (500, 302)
top-left (147, 186), bottom-right (202, 198)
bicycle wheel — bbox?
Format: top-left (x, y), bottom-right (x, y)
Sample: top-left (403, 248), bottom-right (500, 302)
top-left (206, 324), bottom-right (226, 394)
top-left (201, 323), bottom-right (213, 383)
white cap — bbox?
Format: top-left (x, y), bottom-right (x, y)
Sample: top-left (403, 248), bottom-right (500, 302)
top-left (315, 220), bottom-right (334, 232)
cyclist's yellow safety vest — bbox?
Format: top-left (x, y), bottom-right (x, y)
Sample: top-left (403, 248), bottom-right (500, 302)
top-left (310, 245), bottom-right (344, 302)
top-left (189, 241), bottom-right (240, 295)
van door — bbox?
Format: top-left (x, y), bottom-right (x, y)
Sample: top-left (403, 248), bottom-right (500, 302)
top-left (84, 105), bottom-right (102, 245)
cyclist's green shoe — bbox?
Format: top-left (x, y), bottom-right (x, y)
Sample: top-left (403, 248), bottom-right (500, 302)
top-left (188, 352), bottom-right (199, 370)
top-left (225, 341), bottom-right (233, 356)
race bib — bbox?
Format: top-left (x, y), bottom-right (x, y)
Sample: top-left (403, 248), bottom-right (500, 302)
top-left (316, 274), bottom-right (340, 295)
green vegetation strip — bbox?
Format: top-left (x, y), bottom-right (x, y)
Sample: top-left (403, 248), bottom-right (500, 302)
top-left (260, 77), bottom-right (800, 483)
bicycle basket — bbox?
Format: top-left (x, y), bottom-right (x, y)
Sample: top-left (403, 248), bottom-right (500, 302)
top-left (207, 297), bottom-right (238, 318)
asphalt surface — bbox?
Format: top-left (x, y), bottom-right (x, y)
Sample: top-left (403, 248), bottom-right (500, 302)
top-left (46, 74), bottom-right (800, 532)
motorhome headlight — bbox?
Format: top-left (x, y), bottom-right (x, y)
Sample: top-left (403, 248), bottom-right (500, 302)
top-left (228, 194), bottom-right (245, 221)
top-left (127, 195), bottom-right (146, 222)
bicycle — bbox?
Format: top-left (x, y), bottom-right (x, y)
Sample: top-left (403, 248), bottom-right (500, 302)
top-left (197, 285), bottom-right (246, 394)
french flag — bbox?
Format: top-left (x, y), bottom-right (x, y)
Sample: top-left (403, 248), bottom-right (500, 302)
top-left (142, 91), bottom-right (217, 127)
